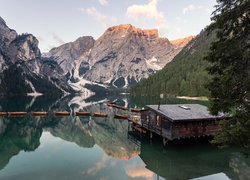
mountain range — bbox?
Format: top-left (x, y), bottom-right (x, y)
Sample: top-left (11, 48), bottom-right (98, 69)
top-left (45, 24), bottom-right (193, 89)
top-left (0, 16), bottom-right (193, 96)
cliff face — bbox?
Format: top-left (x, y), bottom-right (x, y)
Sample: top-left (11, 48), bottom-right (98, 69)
top-left (0, 17), bottom-right (17, 47)
top-left (84, 24), bottom-right (179, 88)
top-left (45, 36), bottom-right (95, 81)
top-left (8, 34), bottom-right (41, 62)
top-left (0, 16), bottom-right (74, 96)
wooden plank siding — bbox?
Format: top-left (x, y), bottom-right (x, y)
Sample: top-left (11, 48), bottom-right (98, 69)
top-left (172, 121), bottom-right (221, 139)
top-left (141, 109), bottom-right (173, 139)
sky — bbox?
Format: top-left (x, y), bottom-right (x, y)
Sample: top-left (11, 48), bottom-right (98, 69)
top-left (0, 0), bottom-right (217, 52)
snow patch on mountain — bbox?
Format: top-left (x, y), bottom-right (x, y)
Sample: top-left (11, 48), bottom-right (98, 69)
top-left (68, 77), bottom-right (108, 98)
top-left (68, 96), bottom-right (107, 111)
top-left (25, 79), bottom-right (43, 96)
top-left (68, 78), bottom-right (94, 97)
top-left (146, 56), bottom-right (162, 71)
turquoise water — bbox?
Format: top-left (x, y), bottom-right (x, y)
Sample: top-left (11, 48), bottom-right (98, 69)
top-left (0, 95), bottom-right (249, 180)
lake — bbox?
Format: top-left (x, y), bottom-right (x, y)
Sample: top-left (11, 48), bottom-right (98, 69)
top-left (0, 95), bottom-right (249, 180)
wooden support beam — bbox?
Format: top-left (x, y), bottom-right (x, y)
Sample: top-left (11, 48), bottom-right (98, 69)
top-left (163, 137), bottom-right (168, 146)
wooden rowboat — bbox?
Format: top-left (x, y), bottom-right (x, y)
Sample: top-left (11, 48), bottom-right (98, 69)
top-left (131, 108), bottom-right (141, 113)
top-left (8, 112), bottom-right (27, 116)
top-left (75, 112), bottom-right (91, 116)
top-left (0, 112), bottom-right (7, 116)
top-left (107, 101), bottom-right (117, 107)
top-left (93, 112), bottom-right (108, 117)
top-left (119, 106), bottom-right (128, 111)
top-left (54, 112), bottom-right (70, 116)
top-left (107, 103), bottom-right (114, 107)
top-left (108, 101), bottom-right (116, 104)
top-left (114, 114), bottom-right (129, 119)
top-left (32, 112), bottom-right (48, 116)
top-left (113, 105), bottom-right (128, 111)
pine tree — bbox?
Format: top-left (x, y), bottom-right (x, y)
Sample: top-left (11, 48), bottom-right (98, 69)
top-left (206, 0), bottom-right (250, 149)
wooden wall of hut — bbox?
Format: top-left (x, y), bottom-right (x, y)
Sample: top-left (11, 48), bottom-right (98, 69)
top-left (172, 121), bottom-right (221, 139)
top-left (141, 109), bottom-right (173, 139)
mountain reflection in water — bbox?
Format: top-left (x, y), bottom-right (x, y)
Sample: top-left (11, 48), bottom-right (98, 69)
top-left (0, 95), bottom-right (249, 180)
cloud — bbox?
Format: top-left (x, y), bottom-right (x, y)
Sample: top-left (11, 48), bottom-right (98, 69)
top-left (126, 0), bottom-right (168, 36)
top-left (98, 0), bottom-right (108, 6)
top-left (52, 33), bottom-right (65, 45)
top-left (125, 163), bottom-right (153, 180)
top-left (80, 7), bottom-right (108, 28)
top-left (182, 4), bottom-right (196, 14)
top-left (82, 154), bottom-right (110, 175)
top-left (182, 4), bottom-right (212, 15)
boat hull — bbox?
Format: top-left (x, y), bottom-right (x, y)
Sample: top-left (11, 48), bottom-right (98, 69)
top-left (32, 112), bottom-right (48, 116)
top-left (8, 112), bottom-right (27, 116)
top-left (114, 114), bottom-right (129, 119)
top-left (54, 112), bottom-right (70, 116)
top-left (75, 112), bottom-right (91, 116)
top-left (93, 112), bottom-right (108, 117)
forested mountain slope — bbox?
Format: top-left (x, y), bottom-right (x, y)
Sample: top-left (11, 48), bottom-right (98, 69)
top-left (130, 29), bottom-right (216, 97)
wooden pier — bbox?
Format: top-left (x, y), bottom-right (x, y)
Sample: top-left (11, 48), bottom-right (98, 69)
top-left (128, 104), bottom-right (228, 144)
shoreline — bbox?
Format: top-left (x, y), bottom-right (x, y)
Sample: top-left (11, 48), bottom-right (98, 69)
top-left (176, 96), bottom-right (208, 101)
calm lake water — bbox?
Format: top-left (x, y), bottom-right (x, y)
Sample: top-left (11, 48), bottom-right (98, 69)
top-left (0, 95), bottom-right (249, 180)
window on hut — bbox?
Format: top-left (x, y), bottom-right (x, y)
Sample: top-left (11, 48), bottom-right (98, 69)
top-left (162, 118), bottom-right (171, 131)
top-left (149, 112), bottom-right (155, 124)
top-left (156, 115), bottom-right (161, 126)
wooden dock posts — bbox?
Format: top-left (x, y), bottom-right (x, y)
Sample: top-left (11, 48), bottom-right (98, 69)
top-left (163, 137), bottom-right (168, 146)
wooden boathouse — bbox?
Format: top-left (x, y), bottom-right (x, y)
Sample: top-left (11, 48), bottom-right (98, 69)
top-left (129, 104), bottom-right (227, 143)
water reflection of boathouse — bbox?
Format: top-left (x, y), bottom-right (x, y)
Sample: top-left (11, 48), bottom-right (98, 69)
top-left (138, 142), bottom-right (245, 180)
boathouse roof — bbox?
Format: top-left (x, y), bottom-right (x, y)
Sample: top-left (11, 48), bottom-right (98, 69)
top-left (146, 104), bottom-right (226, 122)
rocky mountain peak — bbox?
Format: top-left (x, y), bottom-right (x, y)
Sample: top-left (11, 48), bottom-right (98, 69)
top-left (0, 17), bottom-right (74, 96)
top-left (106, 24), bottom-right (134, 32)
top-left (44, 36), bottom-right (95, 79)
top-left (170, 35), bottom-right (195, 48)
top-left (45, 24), bottom-right (194, 90)
top-left (83, 24), bottom-right (180, 87)
top-left (16, 34), bottom-right (41, 60)
top-left (0, 16), bottom-right (17, 46)
top-left (8, 33), bottom-right (41, 62)
top-left (0, 16), bottom-right (6, 26)
top-left (106, 24), bottom-right (159, 39)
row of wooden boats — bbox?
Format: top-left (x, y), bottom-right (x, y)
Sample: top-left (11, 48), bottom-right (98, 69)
top-left (0, 111), bottom-right (107, 117)
top-left (0, 111), bottom-right (129, 119)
